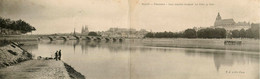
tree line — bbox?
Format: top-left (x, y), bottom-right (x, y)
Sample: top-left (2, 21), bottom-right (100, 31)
top-left (0, 17), bottom-right (36, 34)
top-left (231, 27), bottom-right (259, 39)
top-left (145, 27), bottom-right (259, 39)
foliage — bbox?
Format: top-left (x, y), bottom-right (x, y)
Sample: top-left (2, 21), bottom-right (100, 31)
top-left (230, 27), bottom-right (259, 39)
top-left (231, 30), bottom-right (240, 38)
top-left (144, 31), bottom-right (183, 38)
top-left (0, 17), bottom-right (36, 34)
top-left (144, 28), bottom-right (227, 38)
top-left (154, 31), bottom-right (174, 38)
top-left (184, 29), bottom-right (196, 38)
top-left (239, 29), bottom-right (246, 38)
top-left (197, 28), bottom-right (226, 38)
top-left (144, 32), bottom-right (154, 38)
top-left (88, 32), bottom-right (99, 36)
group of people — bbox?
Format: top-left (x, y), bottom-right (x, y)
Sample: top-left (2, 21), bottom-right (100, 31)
top-left (55, 50), bottom-right (62, 61)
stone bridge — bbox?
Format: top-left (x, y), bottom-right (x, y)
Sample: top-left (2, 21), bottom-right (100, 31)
top-left (38, 35), bottom-right (124, 42)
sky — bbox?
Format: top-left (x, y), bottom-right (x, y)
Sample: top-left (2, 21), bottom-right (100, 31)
top-left (0, 0), bottom-right (259, 34)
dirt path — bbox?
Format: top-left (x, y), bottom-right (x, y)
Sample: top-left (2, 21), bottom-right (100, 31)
top-left (0, 60), bottom-right (70, 79)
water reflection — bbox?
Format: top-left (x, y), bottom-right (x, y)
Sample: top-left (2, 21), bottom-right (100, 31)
top-left (21, 44), bottom-right (38, 52)
top-left (23, 40), bottom-right (259, 79)
top-left (39, 40), bottom-right (260, 72)
top-left (184, 49), bottom-right (259, 72)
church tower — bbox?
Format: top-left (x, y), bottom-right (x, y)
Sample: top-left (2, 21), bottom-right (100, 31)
top-left (214, 12), bottom-right (222, 26)
top-left (216, 12), bottom-right (222, 21)
top-left (81, 25), bottom-right (89, 35)
top-left (81, 26), bottom-right (85, 34)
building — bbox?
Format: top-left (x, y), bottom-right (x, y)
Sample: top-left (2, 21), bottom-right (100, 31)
top-left (251, 23), bottom-right (260, 29)
top-left (81, 25), bottom-right (89, 35)
top-left (100, 27), bottom-right (148, 38)
top-left (213, 13), bottom-right (250, 31)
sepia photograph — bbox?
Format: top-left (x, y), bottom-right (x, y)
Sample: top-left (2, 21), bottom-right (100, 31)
top-left (0, 0), bottom-right (259, 79)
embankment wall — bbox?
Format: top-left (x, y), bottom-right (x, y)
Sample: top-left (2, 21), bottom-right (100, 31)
top-left (0, 42), bottom-right (32, 68)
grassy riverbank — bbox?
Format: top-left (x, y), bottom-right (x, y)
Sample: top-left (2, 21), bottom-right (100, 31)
top-left (141, 38), bottom-right (259, 52)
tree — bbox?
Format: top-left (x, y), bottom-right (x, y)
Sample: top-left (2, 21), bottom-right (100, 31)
top-left (88, 32), bottom-right (98, 36)
top-left (231, 30), bottom-right (240, 38)
top-left (197, 28), bottom-right (226, 38)
top-left (0, 17), bottom-right (36, 34)
top-left (144, 32), bottom-right (154, 38)
top-left (239, 29), bottom-right (246, 38)
top-left (215, 28), bottom-right (226, 38)
top-left (246, 29), bottom-right (254, 38)
top-left (184, 29), bottom-right (196, 38)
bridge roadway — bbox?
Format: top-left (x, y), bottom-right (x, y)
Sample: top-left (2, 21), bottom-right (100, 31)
top-left (38, 35), bottom-right (124, 42)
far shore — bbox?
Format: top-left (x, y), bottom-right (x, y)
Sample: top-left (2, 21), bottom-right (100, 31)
top-left (1, 35), bottom-right (259, 52)
top-left (139, 38), bottom-right (259, 52)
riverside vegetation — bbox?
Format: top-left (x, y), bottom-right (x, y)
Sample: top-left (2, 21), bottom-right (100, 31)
top-left (145, 26), bottom-right (259, 39)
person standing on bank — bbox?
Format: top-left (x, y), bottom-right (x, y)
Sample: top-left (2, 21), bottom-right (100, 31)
top-left (55, 51), bottom-right (58, 61)
top-left (58, 49), bottom-right (61, 60)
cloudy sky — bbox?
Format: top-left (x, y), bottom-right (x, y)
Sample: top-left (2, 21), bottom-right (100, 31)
top-left (0, 0), bottom-right (259, 34)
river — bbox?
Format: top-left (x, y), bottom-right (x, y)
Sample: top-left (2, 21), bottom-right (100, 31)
top-left (22, 39), bottom-right (259, 79)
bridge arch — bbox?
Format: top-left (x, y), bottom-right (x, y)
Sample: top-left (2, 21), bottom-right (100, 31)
top-left (112, 38), bottom-right (117, 42)
top-left (48, 37), bottom-right (54, 41)
top-left (73, 36), bottom-right (80, 40)
top-left (119, 38), bottom-right (123, 42)
top-left (60, 36), bottom-right (68, 41)
top-left (86, 37), bottom-right (91, 41)
top-left (96, 37), bottom-right (102, 41)
top-left (105, 38), bottom-right (110, 41)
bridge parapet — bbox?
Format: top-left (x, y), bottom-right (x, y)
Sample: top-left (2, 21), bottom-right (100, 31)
top-left (38, 35), bottom-right (125, 42)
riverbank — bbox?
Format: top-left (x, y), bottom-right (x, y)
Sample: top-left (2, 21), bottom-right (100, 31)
top-left (0, 42), bottom-right (85, 79)
top-left (0, 59), bottom-right (85, 79)
top-left (0, 60), bottom-right (70, 79)
top-left (64, 62), bottom-right (86, 79)
top-left (141, 38), bottom-right (259, 52)
top-left (0, 41), bottom-right (33, 68)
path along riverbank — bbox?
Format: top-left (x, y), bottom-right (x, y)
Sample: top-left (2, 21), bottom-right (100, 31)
top-left (0, 60), bottom-right (70, 79)
top-left (0, 41), bottom-right (85, 79)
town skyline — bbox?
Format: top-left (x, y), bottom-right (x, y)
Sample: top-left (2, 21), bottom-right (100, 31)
top-left (0, 0), bottom-right (259, 34)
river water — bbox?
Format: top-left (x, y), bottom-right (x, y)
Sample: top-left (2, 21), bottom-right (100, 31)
top-left (22, 39), bottom-right (259, 79)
